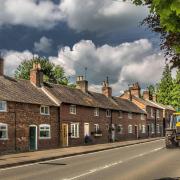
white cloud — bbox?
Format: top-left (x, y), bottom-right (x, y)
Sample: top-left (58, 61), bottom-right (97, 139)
top-left (50, 39), bottom-right (165, 95)
top-left (0, 0), bottom-right (64, 29)
top-left (2, 39), bottom-right (165, 95)
top-left (0, 0), bottom-right (148, 32)
top-left (34, 36), bottom-right (53, 53)
top-left (59, 0), bottom-right (148, 32)
top-left (2, 50), bottom-right (33, 76)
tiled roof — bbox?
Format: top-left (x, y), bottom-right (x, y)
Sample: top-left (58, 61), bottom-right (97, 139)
top-left (132, 95), bottom-right (162, 109)
top-left (0, 76), bottom-right (57, 106)
top-left (113, 97), bottom-right (146, 114)
top-left (44, 83), bottom-right (145, 113)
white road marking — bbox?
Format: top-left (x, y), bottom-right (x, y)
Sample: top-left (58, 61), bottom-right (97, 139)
top-left (0, 139), bottom-right (164, 171)
top-left (62, 147), bottom-right (163, 180)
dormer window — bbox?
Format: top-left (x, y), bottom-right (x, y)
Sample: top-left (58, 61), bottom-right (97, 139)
top-left (156, 110), bottom-right (160, 118)
top-left (94, 108), bottom-right (99, 116)
top-left (0, 101), bottom-right (7, 112)
top-left (106, 109), bottom-right (111, 117)
top-left (40, 106), bottom-right (50, 115)
top-left (70, 105), bottom-right (76, 114)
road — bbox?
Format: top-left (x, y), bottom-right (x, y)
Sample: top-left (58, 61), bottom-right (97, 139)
top-left (0, 139), bottom-right (179, 180)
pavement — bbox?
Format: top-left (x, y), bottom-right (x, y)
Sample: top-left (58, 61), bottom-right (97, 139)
top-left (0, 138), bottom-right (180, 180)
top-left (0, 138), bottom-right (161, 169)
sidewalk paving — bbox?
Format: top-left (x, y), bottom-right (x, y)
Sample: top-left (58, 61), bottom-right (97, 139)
top-left (0, 137), bottom-right (163, 169)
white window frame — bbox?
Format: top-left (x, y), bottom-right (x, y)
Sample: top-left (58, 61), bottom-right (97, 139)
top-left (0, 123), bottom-right (8, 140)
top-left (106, 109), bottom-right (111, 117)
top-left (142, 125), bottom-right (146, 133)
top-left (128, 112), bottom-right (133, 119)
top-left (156, 124), bottom-right (160, 133)
top-left (0, 101), bottom-right (7, 112)
top-left (94, 108), bottom-right (99, 117)
top-left (40, 106), bottom-right (50, 115)
top-left (117, 124), bottom-right (123, 134)
top-left (119, 111), bottom-right (123, 118)
top-left (141, 114), bottom-right (145, 120)
top-left (71, 123), bottom-right (79, 138)
top-left (94, 124), bottom-right (100, 133)
top-left (128, 125), bottom-right (133, 134)
top-left (151, 123), bottom-right (155, 134)
top-left (39, 124), bottom-right (51, 139)
top-left (70, 105), bottom-right (76, 115)
top-left (156, 110), bottom-right (160, 118)
top-left (151, 108), bottom-right (154, 118)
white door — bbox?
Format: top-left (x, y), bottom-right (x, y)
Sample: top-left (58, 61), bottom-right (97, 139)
top-left (112, 124), bottom-right (115, 142)
top-left (84, 123), bottom-right (90, 137)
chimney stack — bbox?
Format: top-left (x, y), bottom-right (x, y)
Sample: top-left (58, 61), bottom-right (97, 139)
top-left (102, 77), bottom-right (112, 98)
top-left (30, 63), bottom-right (43, 87)
top-left (0, 57), bottom-right (4, 76)
top-left (76, 76), bottom-right (88, 93)
top-left (121, 89), bottom-right (132, 101)
top-left (143, 90), bottom-right (150, 100)
top-left (129, 82), bottom-right (141, 98)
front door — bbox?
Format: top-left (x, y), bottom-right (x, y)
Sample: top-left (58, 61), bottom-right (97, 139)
top-left (135, 125), bottom-right (138, 139)
top-left (29, 126), bottom-right (37, 151)
top-left (84, 123), bottom-right (90, 137)
top-left (147, 125), bottom-right (150, 137)
top-left (62, 123), bottom-right (68, 147)
top-left (111, 124), bottom-right (115, 142)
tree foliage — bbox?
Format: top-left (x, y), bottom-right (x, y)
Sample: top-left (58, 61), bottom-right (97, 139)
top-left (156, 64), bottom-right (174, 105)
top-left (171, 69), bottom-right (180, 109)
top-left (128, 0), bottom-right (180, 68)
top-left (15, 57), bottom-right (70, 86)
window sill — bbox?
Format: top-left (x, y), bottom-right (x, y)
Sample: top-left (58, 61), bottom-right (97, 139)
top-left (71, 137), bottom-right (79, 139)
top-left (40, 113), bottom-right (50, 116)
top-left (0, 138), bottom-right (8, 140)
top-left (39, 137), bottom-right (51, 140)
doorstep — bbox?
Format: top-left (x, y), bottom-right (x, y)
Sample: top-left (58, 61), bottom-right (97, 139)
top-left (0, 137), bottom-right (163, 169)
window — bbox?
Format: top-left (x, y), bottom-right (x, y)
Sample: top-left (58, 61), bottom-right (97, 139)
top-left (94, 108), bottom-right (99, 117)
top-left (142, 125), bottom-right (146, 133)
top-left (128, 125), bottom-right (133, 133)
top-left (106, 110), bottom-right (111, 117)
top-left (70, 105), bottom-right (76, 114)
top-left (141, 114), bottom-right (145, 120)
top-left (40, 106), bottom-right (50, 115)
top-left (94, 124), bottom-right (100, 133)
top-left (156, 110), bottom-right (160, 118)
top-left (71, 123), bottom-right (79, 138)
top-left (0, 101), bottom-right (7, 112)
top-left (39, 124), bottom-right (51, 139)
top-left (117, 124), bottom-right (123, 134)
top-left (156, 124), bottom-right (160, 133)
top-left (151, 108), bottom-right (154, 118)
top-left (0, 123), bottom-right (8, 140)
top-left (119, 111), bottom-right (123, 118)
top-left (128, 112), bottom-right (132, 119)
top-left (151, 123), bottom-right (155, 133)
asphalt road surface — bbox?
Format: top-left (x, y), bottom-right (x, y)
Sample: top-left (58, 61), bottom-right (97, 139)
top-left (0, 139), bottom-right (179, 180)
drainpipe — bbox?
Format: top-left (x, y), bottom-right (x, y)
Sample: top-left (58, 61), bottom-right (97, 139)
top-left (110, 110), bottom-right (113, 142)
top-left (13, 111), bottom-right (17, 152)
top-left (154, 109), bottom-right (157, 137)
top-left (58, 106), bottom-right (61, 147)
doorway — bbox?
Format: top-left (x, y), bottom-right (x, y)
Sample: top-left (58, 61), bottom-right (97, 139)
top-left (147, 124), bottom-right (150, 137)
top-left (29, 125), bottom-right (37, 151)
top-left (134, 125), bottom-right (138, 139)
top-left (61, 123), bottom-right (68, 147)
top-left (84, 123), bottom-right (90, 137)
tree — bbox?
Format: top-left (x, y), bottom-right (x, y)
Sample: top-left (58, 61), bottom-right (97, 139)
top-left (171, 69), bottom-right (180, 109)
top-left (147, 84), bottom-right (156, 95)
top-left (15, 57), bottom-right (69, 85)
top-left (126, 0), bottom-right (180, 68)
top-left (156, 64), bottom-right (174, 105)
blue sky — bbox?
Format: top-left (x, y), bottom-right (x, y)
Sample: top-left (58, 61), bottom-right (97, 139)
top-left (0, 0), bottom-right (166, 95)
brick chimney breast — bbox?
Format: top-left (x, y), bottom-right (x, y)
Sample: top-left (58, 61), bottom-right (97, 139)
top-left (30, 63), bottom-right (43, 87)
top-left (129, 82), bottom-right (141, 98)
top-left (102, 77), bottom-right (112, 98)
top-left (143, 90), bottom-right (150, 100)
top-left (76, 76), bottom-right (88, 93)
top-left (0, 57), bottom-right (4, 76)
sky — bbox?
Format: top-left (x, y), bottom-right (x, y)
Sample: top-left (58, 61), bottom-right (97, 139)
top-left (0, 0), bottom-right (167, 95)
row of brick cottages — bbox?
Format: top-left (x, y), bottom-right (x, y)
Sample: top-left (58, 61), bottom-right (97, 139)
top-left (0, 59), bottom-right (174, 153)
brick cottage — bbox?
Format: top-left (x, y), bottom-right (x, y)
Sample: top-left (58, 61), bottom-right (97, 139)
top-left (0, 58), bottom-right (174, 154)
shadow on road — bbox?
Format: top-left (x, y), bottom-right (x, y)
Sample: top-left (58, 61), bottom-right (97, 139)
top-left (39, 162), bottom-right (67, 166)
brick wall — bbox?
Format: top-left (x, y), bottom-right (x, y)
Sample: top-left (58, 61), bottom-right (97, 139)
top-left (0, 101), bottom-right (59, 154)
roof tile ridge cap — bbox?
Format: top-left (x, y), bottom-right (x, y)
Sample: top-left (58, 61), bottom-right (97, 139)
top-left (146, 99), bottom-right (165, 109)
